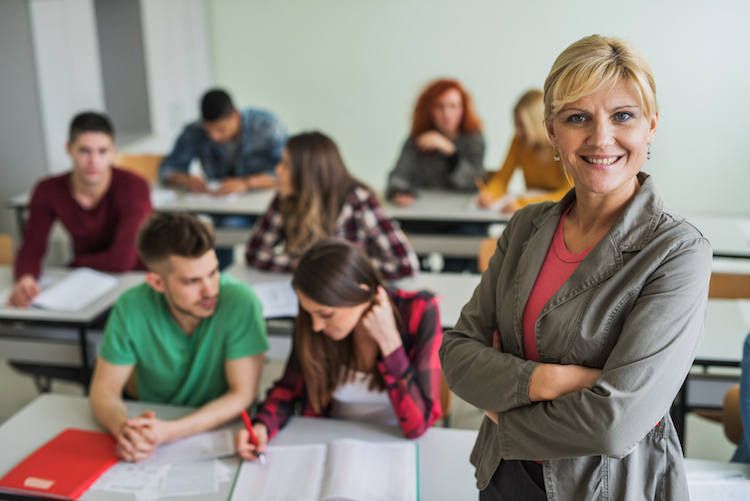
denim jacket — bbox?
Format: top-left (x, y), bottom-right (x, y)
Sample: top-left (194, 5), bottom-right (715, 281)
top-left (440, 173), bottom-right (712, 500)
top-left (159, 108), bottom-right (287, 182)
top-left (731, 332), bottom-right (750, 463)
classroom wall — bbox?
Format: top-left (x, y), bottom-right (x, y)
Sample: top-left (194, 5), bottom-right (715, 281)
top-left (0, 0), bottom-right (48, 242)
top-left (206, 0), bottom-right (750, 217)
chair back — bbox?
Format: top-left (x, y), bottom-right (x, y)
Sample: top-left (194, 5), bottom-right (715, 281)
top-left (440, 372), bottom-right (453, 424)
top-left (723, 384), bottom-right (743, 445)
top-left (114, 154), bottom-right (163, 183)
top-left (709, 273), bottom-right (750, 299)
top-left (477, 237), bottom-right (497, 273)
top-left (0, 233), bottom-right (14, 265)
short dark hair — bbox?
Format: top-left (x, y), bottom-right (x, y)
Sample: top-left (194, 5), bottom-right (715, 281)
top-left (137, 212), bottom-right (215, 270)
top-left (69, 112), bottom-right (114, 143)
top-left (201, 89), bottom-right (235, 122)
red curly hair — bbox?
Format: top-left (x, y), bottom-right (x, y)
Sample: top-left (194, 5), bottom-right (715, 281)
top-left (410, 79), bottom-right (483, 137)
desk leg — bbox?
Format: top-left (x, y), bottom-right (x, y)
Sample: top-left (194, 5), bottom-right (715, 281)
top-left (14, 207), bottom-right (25, 236)
top-left (78, 327), bottom-right (92, 392)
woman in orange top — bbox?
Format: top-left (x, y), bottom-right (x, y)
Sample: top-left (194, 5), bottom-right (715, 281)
top-left (479, 90), bottom-right (571, 212)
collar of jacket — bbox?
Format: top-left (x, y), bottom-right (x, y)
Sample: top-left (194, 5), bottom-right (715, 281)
top-left (513, 171), bottom-right (664, 345)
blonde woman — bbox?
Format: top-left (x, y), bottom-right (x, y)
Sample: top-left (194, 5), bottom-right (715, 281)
top-left (440, 35), bottom-right (712, 500)
top-left (245, 132), bottom-right (418, 279)
top-left (478, 90), bottom-right (571, 212)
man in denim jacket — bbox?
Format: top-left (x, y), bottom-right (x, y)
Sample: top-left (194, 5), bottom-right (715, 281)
top-left (159, 89), bottom-right (287, 195)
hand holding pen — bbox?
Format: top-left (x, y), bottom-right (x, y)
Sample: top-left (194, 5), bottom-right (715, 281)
top-left (235, 410), bottom-right (268, 464)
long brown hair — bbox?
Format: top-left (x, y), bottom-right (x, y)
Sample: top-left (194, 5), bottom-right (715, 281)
top-left (280, 132), bottom-right (369, 254)
top-left (410, 78), bottom-right (483, 137)
top-left (292, 239), bottom-right (389, 412)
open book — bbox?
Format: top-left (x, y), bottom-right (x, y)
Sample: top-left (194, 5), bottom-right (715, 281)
top-left (229, 439), bottom-right (418, 501)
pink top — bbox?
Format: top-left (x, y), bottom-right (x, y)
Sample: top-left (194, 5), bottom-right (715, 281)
top-left (522, 203), bottom-right (597, 361)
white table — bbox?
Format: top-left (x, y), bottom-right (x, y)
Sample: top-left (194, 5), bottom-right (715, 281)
top-left (0, 394), bottom-right (480, 501)
top-left (225, 264), bottom-right (482, 330)
top-left (689, 215), bottom-right (750, 259)
top-left (0, 267), bottom-right (146, 387)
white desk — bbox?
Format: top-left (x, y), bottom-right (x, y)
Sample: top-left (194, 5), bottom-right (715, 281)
top-left (695, 299), bottom-right (750, 366)
top-left (225, 264), bottom-right (482, 330)
top-left (0, 267), bottom-right (146, 386)
top-left (689, 215), bottom-right (750, 259)
top-left (385, 190), bottom-right (511, 224)
top-left (0, 394), bottom-right (479, 501)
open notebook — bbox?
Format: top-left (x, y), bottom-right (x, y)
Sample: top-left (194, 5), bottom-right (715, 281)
top-left (230, 439), bottom-right (418, 501)
top-left (32, 268), bottom-right (119, 312)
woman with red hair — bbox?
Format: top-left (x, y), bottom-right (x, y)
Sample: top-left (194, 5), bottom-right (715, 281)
top-left (387, 79), bottom-right (485, 207)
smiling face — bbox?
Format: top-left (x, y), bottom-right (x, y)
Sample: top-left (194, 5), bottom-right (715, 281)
top-left (431, 88), bottom-right (464, 138)
top-left (67, 132), bottom-right (115, 187)
top-left (545, 79), bottom-right (658, 200)
top-left (296, 289), bottom-right (371, 341)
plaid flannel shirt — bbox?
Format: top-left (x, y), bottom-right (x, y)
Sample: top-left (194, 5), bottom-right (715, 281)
top-left (253, 289), bottom-right (443, 439)
top-left (245, 187), bottom-right (418, 279)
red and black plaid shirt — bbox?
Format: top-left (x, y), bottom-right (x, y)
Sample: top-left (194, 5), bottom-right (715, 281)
top-left (245, 187), bottom-right (418, 279)
top-left (253, 289), bottom-right (443, 439)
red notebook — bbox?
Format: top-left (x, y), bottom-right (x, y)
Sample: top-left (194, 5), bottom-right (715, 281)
top-left (0, 428), bottom-right (118, 500)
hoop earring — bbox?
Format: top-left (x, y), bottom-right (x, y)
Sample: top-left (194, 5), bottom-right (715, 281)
top-left (554, 152), bottom-right (560, 162)
top-left (647, 144), bottom-right (651, 160)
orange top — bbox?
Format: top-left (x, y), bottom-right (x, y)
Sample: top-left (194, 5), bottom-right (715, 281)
top-left (484, 136), bottom-right (572, 208)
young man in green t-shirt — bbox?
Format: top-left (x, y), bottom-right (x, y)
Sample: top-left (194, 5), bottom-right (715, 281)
top-left (89, 212), bottom-right (268, 462)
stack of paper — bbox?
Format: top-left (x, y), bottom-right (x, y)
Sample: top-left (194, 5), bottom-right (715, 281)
top-left (32, 268), bottom-right (119, 312)
top-left (252, 281), bottom-right (298, 318)
top-left (89, 429), bottom-right (235, 501)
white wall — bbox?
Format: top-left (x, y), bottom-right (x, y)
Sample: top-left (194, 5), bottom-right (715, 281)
top-left (206, 0), bottom-right (750, 217)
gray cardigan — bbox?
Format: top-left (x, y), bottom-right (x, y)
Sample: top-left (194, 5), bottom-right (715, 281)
top-left (386, 131), bottom-right (485, 198)
top-left (440, 173), bottom-right (712, 500)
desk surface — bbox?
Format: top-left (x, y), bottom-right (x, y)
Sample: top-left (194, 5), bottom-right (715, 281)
top-left (0, 394), bottom-right (479, 501)
top-left (688, 215), bottom-right (750, 259)
top-left (225, 265), bottom-right (481, 330)
top-left (0, 267), bottom-right (145, 325)
top-left (384, 190), bottom-right (511, 223)
top-left (695, 299), bottom-right (750, 365)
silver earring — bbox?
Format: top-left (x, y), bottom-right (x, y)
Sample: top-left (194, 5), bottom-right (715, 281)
top-left (554, 153), bottom-right (560, 162)
top-left (646, 144), bottom-right (651, 160)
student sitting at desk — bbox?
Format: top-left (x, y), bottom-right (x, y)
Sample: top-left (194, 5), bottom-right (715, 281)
top-left (90, 212), bottom-right (269, 462)
top-left (8, 112), bottom-right (152, 308)
top-left (245, 131), bottom-right (418, 279)
top-left (477, 89), bottom-right (572, 213)
top-left (159, 88), bottom-right (287, 195)
top-left (386, 78), bottom-right (485, 207)
top-left (236, 239), bottom-right (442, 460)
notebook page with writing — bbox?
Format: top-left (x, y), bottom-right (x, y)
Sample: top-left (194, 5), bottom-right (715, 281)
top-left (320, 440), bottom-right (417, 501)
top-left (252, 281), bottom-right (298, 318)
top-left (32, 268), bottom-right (119, 312)
top-left (230, 444), bottom-right (327, 501)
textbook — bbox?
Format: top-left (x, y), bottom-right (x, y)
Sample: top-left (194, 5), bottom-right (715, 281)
top-left (0, 429), bottom-right (118, 500)
top-left (229, 439), bottom-right (418, 501)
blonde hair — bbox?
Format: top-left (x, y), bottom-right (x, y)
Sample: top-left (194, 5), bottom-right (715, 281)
top-left (543, 35), bottom-right (657, 120)
top-left (514, 89), bottom-right (547, 148)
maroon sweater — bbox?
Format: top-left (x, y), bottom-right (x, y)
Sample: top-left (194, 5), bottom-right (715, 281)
top-left (14, 168), bottom-right (152, 280)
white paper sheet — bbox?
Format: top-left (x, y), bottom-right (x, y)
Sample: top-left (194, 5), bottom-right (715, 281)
top-left (252, 281), bottom-right (298, 318)
top-left (231, 444), bottom-right (327, 501)
top-left (147, 429), bottom-right (235, 466)
top-left (31, 268), bottom-right (118, 312)
top-left (150, 189), bottom-right (178, 208)
top-left (89, 462), bottom-right (169, 495)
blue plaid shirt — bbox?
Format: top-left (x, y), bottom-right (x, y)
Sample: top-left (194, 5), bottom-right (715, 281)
top-left (159, 108), bottom-right (287, 182)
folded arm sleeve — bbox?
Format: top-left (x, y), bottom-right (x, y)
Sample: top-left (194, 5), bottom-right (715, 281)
top-left (159, 125), bottom-right (199, 183)
top-left (496, 237), bottom-right (712, 460)
top-left (439, 215), bottom-right (542, 413)
top-left (253, 345), bottom-right (307, 439)
top-left (379, 297), bottom-right (443, 438)
top-left (449, 133), bottom-right (486, 190)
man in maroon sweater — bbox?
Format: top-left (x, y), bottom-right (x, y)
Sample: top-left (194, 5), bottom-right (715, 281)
top-left (8, 112), bottom-right (152, 307)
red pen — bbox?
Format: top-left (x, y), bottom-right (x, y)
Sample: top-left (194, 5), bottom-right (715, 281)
top-left (241, 409), bottom-right (266, 465)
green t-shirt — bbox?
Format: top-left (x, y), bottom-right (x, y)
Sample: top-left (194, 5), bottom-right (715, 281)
top-left (99, 273), bottom-right (269, 406)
